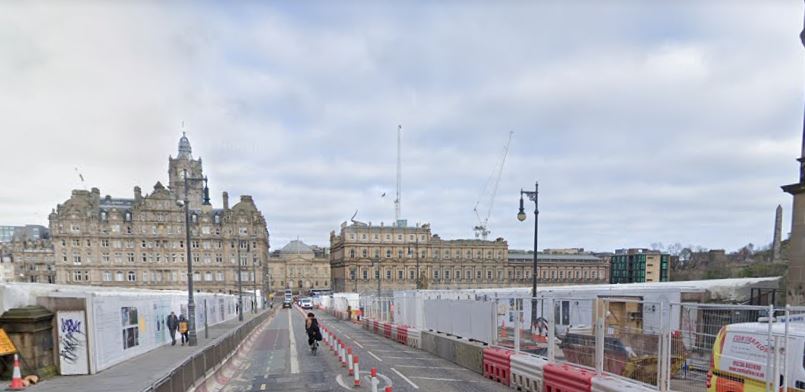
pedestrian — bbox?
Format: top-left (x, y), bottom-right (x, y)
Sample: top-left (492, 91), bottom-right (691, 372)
top-left (178, 314), bottom-right (189, 346)
top-left (166, 311), bottom-right (179, 346)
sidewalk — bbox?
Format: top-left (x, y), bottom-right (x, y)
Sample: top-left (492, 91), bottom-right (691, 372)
top-left (29, 309), bottom-right (272, 392)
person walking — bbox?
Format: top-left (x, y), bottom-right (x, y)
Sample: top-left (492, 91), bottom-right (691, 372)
top-left (178, 314), bottom-right (189, 346)
top-left (166, 311), bottom-right (179, 346)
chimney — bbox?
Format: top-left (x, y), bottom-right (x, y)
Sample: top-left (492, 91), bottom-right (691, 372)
top-left (134, 186), bottom-right (142, 203)
top-left (223, 192), bottom-right (229, 210)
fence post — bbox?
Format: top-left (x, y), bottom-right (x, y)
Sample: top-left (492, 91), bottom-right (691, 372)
top-left (658, 301), bottom-right (667, 392)
top-left (765, 304), bottom-right (773, 392)
top-left (595, 299), bottom-right (605, 374)
top-left (547, 298), bottom-right (555, 362)
top-left (783, 305), bottom-right (790, 392)
top-left (514, 299), bottom-right (521, 353)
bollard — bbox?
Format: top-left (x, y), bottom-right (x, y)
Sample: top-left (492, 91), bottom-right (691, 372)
top-left (347, 347), bottom-right (354, 375)
top-left (370, 367), bottom-right (379, 392)
top-left (385, 387), bottom-right (392, 392)
top-left (353, 355), bottom-right (361, 386)
top-left (341, 343), bottom-right (348, 367)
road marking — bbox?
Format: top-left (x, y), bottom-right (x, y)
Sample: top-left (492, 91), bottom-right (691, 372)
top-left (391, 367), bottom-right (419, 389)
top-left (367, 351), bottom-right (383, 362)
top-left (288, 313), bottom-right (300, 374)
top-left (343, 333), bottom-right (353, 340)
top-left (382, 356), bottom-right (440, 360)
top-left (351, 340), bottom-right (365, 349)
top-left (409, 376), bottom-right (464, 381)
top-left (260, 384), bottom-right (266, 390)
top-left (395, 365), bottom-right (464, 370)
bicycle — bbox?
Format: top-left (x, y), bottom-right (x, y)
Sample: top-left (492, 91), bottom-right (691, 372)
top-left (310, 340), bottom-right (318, 355)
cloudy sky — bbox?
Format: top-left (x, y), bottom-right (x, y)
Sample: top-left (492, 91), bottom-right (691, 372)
top-left (1, 1), bottom-right (803, 252)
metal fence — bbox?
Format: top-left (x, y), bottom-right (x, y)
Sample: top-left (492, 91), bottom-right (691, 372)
top-left (139, 308), bottom-right (274, 392)
top-left (357, 295), bottom-right (805, 392)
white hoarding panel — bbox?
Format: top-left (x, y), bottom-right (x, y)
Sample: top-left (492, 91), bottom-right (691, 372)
top-left (57, 310), bottom-right (89, 375)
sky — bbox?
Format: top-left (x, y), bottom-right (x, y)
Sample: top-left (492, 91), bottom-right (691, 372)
top-left (0, 1), bottom-right (803, 253)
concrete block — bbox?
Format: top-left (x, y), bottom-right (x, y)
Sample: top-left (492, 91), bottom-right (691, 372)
top-left (434, 333), bottom-right (456, 363)
top-left (421, 330), bottom-right (484, 375)
top-left (453, 338), bottom-right (485, 375)
top-left (421, 330), bottom-right (439, 356)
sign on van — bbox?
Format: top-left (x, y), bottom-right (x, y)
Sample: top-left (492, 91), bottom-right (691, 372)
top-left (718, 332), bottom-right (770, 379)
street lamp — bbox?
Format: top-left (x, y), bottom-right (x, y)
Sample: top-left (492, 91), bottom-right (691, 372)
top-left (371, 257), bottom-right (381, 298)
top-left (181, 169), bottom-right (207, 346)
top-left (252, 237), bottom-right (258, 314)
top-left (236, 239), bottom-right (250, 321)
top-left (518, 182), bottom-right (539, 329)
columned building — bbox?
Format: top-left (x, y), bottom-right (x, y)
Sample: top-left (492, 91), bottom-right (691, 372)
top-left (267, 240), bottom-right (331, 294)
top-left (507, 249), bottom-right (609, 285)
top-left (49, 133), bottom-right (270, 293)
top-left (330, 221), bottom-right (514, 294)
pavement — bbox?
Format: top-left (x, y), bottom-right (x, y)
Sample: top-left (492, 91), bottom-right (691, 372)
top-left (221, 307), bottom-right (511, 392)
top-left (28, 309), bottom-right (270, 392)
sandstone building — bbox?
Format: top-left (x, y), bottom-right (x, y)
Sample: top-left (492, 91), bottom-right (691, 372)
top-left (508, 249), bottom-right (609, 285)
top-left (330, 221), bottom-right (519, 293)
top-left (0, 225), bottom-right (55, 283)
top-left (267, 239), bottom-right (331, 294)
top-left (49, 133), bottom-right (270, 294)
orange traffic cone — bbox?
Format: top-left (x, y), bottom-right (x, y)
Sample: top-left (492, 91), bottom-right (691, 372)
top-left (9, 354), bottom-right (24, 390)
top-left (500, 320), bottom-right (507, 339)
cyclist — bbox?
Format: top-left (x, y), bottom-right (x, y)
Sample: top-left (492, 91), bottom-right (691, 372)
top-left (305, 312), bottom-right (322, 354)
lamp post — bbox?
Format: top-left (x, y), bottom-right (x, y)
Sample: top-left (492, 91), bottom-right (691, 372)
top-left (372, 257), bottom-right (381, 297)
top-left (182, 169), bottom-right (207, 346)
top-left (252, 237), bottom-right (258, 314)
top-left (518, 182), bottom-right (539, 329)
top-left (414, 238), bottom-right (420, 290)
top-left (236, 240), bottom-right (247, 321)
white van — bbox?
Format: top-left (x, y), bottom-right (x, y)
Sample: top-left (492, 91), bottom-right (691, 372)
top-left (707, 321), bottom-right (805, 392)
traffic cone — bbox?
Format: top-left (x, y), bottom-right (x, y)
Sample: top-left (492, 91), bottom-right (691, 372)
top-left (500, 320), bottom-right (507, 339)
top-left (9, 354), bottom-right (24, 390)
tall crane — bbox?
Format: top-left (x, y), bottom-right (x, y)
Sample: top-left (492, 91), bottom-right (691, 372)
top-left (473, 131), bottom-right (513, 240)
top-left (394, 125), bottom-right (402, 225)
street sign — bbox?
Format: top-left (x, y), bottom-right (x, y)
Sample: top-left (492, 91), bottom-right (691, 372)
top-left (0, 329), bottom-right (17, 356)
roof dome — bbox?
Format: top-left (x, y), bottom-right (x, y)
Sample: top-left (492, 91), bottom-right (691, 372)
top-left (280, 240), bottom-right (314, 255)
top-left (178, 132), bottom-right (192, 159)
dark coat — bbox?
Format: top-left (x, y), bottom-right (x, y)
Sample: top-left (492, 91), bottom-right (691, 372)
top-left (167, 314), bottom-right (179, 331)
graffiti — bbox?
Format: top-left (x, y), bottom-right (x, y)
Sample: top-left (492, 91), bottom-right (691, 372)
top-left (59, 318), bottom-right (84, 364)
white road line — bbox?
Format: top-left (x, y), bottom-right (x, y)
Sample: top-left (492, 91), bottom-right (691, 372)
top-left (343, 334), bottom-right (353, 340)
top-left (395, 365), bottom-right (464, 370)
top-left (352, 340), bottom-right (365, 349)
top-left (288, 313), bottom-right (300, 374)
top-left (391, 367), bottom-right (420, 389)
top-left (409, 376), bottom-right (464, 381)
top-left (382, 356), bottom-right (440, 360)
top-left (366, 350), bottom-right (384, 362)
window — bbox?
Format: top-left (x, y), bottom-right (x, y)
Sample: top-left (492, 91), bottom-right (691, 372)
top-left (386, 249), bottom-right (391, 258)
top-left (116, 271), bottom-right (124, 281)
top-left (386, 270), bottom-right (391, 280)
top-left (487, 271), bottom-right (492, 279)
top-left (362, 249), bottom-right (367, 258)
top-left (127, 271), bottom-right (136, 282)
top-left (398, 270), bottom-right (403, 280)
top-left (205, 272), bottom-right (213, 281)
top-left (409, 270), bottom-right (415, 280)
top-left (362, 269), bottom-right (368, 280)
top-left (445, 270), bottom-right (451, 280)
top-left (476, 270), bottom-right (481, 279)
top-left (456, 269), bottom-right (462, 280)
top-left (103, 271), bottom-right (112, 282)
top-left (591, 271), bottom-right (597, 279)
top-left (142, 271), bottom-right (149, 282)
top-left (71, 224), bottom-right (80, 232)
top-left (216, 272), bottom-right (224, 281)
top-left (73, 255), bottom-right (81, 264)
top-left (350, 249), bottom-right (355, 258)
top-left (433, 270), bottom-right (440, 279)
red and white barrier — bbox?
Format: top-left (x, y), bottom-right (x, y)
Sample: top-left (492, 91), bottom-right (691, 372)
top-left (353, 355), bottom-right (361, 386)
top-left (511, 353), bottom-right (548, 392)
top-left (543, 363), bottom-right (595, 392)
top-left (482, 347), bottom-right (513, 386)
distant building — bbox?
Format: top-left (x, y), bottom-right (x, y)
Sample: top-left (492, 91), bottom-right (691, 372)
top-left (609, 248), bottom-right (670, 284)
top-left (508, 249), bottom-right (609, 285)
top-left (0, 225), bottom-right (55, 283)
top-left (48, 133), bottom-right (270, 294)
top-left (330, 221), bottom-right (514, 293)
top-left (267, 240), bottom-right (331, 294)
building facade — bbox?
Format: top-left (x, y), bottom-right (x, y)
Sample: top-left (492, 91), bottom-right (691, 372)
top-left (508, 249), bottom-right (609, 285)
top-left (609, 248), bottom-right (670, 284)
top-left (267, 240), bottom-right (331, 294)
top-left (49, 133), bottom-right (270, 294)
top-left (330, 221), bottom-right (517, 294)
top-left (0, 225), bottom-right (55, 283)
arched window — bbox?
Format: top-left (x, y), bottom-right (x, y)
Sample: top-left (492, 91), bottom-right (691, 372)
top-left (127, 271), bottom-right (136, 281)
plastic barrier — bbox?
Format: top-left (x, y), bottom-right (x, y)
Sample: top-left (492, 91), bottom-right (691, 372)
top-left (383, 323), bottom-right (393, 339)
top-left (510, 353), bottom-right (548, 392)
top-left (591, 375), bottom-right (656, 392)
top-left (407, 328), bottom-right (421, 349)
top-left (373, 320), bottom-right (380, 334)
top-left (543, 363), bottom-right (594, 392)
top-left (482, 347), bottom-right (513, 386)
top-left (396, 326), bottom-right (408, 345)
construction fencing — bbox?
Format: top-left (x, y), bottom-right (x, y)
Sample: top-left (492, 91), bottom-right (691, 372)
top-left (356, 294), bottom-right (805, 392)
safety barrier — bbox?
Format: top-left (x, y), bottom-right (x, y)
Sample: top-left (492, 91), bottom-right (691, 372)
top-left (373, 320), bottom-right (380, 334)
top-left (383, 322), bottom-right (393, 339)
top-left (395, 326), bottom-right (408, 345)
top-left (543, 363), bottom-right (595, 392)
top-left (406, 328), bottom-right (421, 349)
top-left (510, 353), bottom-right (548, 392)
top-left (482, 347), bottom-right (513, 386)
top-left (591, 375), bottom-right (656, 392)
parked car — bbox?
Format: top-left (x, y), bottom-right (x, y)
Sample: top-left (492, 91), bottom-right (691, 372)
top-left (300, 298), bottom-right (313, 310)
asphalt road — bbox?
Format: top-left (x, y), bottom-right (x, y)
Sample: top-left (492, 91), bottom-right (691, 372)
top-left (220, 306), bottom-right (510, 392)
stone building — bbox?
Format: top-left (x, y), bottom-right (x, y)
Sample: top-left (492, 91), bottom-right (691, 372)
top-left (330, 221), bottom-right (516, 293)
top-left (0, 225), bottom-right (55, 283)
top-left (267, 240), bottom-right (331, 294)
top-left (49, 133), bottom-right (270, 294)
top-left (507, 249), bottom-right (609, 285)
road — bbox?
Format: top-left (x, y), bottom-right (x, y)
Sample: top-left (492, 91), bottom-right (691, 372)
top-left (220, 306), bottom-right (510, 392)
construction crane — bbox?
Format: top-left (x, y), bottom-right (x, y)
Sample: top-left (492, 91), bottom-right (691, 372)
top-left (473, 131), bottom-right (513, 240)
